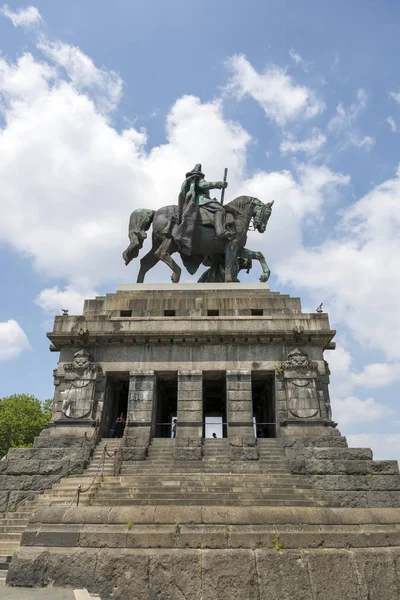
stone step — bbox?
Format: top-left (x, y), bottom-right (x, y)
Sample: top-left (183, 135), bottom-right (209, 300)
top-left (0, 526), bottom-right (26, 533)
top-left (0, 533), bottom-right (21, 542)
top-left (92, 498), bottom-right (317, 506)
top-left (94, 492), bottom-right (311, 505)
top-left (98, 481), bottom-right (316, 490)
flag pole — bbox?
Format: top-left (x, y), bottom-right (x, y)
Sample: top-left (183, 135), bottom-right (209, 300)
top-left (220, 168), bottom-right (228, 205)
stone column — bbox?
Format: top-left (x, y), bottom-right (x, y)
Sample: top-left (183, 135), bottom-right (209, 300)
top-left (174, 370), bottom-right (203, 460)
top-left (226, 370), bottom-right (258, 460)
top-left (125, 370), bottom-right (156, 459)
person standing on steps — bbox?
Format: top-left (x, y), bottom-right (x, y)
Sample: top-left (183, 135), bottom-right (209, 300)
top-left (172, 418), bottom-right (177, 438)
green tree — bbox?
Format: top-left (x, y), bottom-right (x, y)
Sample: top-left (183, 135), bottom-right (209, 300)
top-left (0, 394), bottom-right (52, 458)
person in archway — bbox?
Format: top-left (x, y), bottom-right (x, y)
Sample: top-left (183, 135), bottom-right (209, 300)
top-left (212, 432), bottom-right (217, 439)
top-left (172, 418), bottom-right (177, 438)
top-left (115, 413), bottom-right (125, 438)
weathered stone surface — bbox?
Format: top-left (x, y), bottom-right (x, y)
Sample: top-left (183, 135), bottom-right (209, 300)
top-left (173, 447), bottom-right (202, 461)
top-left (230, 447), bottom-right (258, 461)
top-left (0, 490), bottom-right (9, 512)
top-left (122, 447), bottom-right (147, 461)
top-left (202, 550), bottom-right (258, 600)
top-left (150, 550), bottom-right (202, 600)
top-left (370, 460), bottom-right (399, 475)
top-left (353, 548), bottom-right (400, 599)
top-left (313, 447), bottom-right (373, 461)
top-left (6, 459), bottom-right (41, 475)
top-left (366, 491), bottom-right (396, 507)
top-left (93, 549), bottom-right (149, 600)
top-left (307, 550), bottom-right (364, 599)
top-left (256, 550), bottom-right (311, 599)
top-left (328, 491), bottom-right (368, 508)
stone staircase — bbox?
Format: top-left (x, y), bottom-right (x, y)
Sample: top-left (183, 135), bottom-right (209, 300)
top-left (0, 438), bottom-right (121, 585)
top-left (0, 510), bottom-right (32, 586)
top-left (0, 436), bottom-right (337, 585)
top-left (34, 438), bottom-right (121, 507)
top-left (92, 437), bottom-right (336, 507)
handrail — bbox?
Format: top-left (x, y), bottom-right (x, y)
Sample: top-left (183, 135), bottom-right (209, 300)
top-left (74, 417), bottom-right (130, 505)
top-left (73, 443), bottom-right (107, 506)
top-left (113, 416), bottom-right (129, 476)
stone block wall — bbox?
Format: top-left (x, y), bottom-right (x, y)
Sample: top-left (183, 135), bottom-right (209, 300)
top-left (281, 436), bottom-right (400, 508)
top-left (0, 427), bottom-right (96, 514)
top-left (0, 446), bottom-right (87, 513)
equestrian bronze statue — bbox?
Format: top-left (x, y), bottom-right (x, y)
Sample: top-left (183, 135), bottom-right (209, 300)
top-left (122, 163), bottom-right (274, 283)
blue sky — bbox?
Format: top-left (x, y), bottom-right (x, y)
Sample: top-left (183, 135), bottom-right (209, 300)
top-left (1, 0), bottom-right (400, 460)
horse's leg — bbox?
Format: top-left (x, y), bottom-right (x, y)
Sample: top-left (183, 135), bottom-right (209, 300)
top-left (137, 246), bottom-right (160, 283)
top-left (225, 239), bottom-right (240, 282)
top-left (242, 249), bottom-right (270, 282)
top-left (155, 238), bottom-right (182, 283)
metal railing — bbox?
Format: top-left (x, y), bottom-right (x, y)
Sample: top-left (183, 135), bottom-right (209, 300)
top-left (74, 417), bottom-right (129, 506)
top-left (152, 421), bottom-right (277, 438)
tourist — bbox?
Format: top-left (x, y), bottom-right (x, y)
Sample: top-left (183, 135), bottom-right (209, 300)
top-left (212, 432), bottom-right (217, 438)
top-left (114, 413), bottom-right (125, 438)
top-left (172, 418), bottom-right (177, 438)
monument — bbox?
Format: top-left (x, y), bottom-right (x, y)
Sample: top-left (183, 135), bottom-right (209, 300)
top-left (2, 164), bottom-right (400, 599)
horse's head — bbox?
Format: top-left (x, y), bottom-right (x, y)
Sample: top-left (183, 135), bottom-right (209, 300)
top-left (252, 199), bottom-right (274, 233)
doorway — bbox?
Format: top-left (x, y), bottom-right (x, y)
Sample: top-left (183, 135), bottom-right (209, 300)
top-left (154, 372), bottom-right (177, 438)
top-left (102, 374), bottom-right (129, 437)
top-left (252, 372), bottom-right (275, 438)
top-left (203, 372), bottom-right (227, 438)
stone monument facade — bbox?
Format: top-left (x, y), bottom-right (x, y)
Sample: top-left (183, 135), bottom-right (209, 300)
top-left (3, 281), bottom-right (400, 599)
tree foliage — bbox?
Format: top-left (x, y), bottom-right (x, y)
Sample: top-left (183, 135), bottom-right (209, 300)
top-left (0, 394), bottom-right (52, 458)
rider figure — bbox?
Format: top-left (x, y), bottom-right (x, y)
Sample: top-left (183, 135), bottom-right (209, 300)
top-left (178, 164), bottom-right (231, 241)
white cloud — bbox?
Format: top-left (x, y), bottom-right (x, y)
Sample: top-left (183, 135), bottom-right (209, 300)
top-left (35, 283), bottom-right (98, 315)
top-left (333, 395), bottom-right (390, 426)
top-left (288, 48), bottom-right (310, 72)
top-left (37, 39), bottom-right (123, 113)
top-left (0, 320), bottom-right (30, 360)
top-left (0, 44), bottom-right (254, 303)
top-left (386, 116), bottom-right (397, 133)
top-left (390, 90), bottom-right (400, 105)
top-left (347, 433), bottom-right (400, 462)
top-left (0, 4), bottom-right (42, 28)
top-left (280, 128), bottom-right (327, 155)
top-left (225, 54), bottom-right (324, 126)
top-left (352, 362), bottom-right (400, 388)
top-left (279, 164), bottom-right (400, 361)
top-left (328, 88), bottom-right (375, 150)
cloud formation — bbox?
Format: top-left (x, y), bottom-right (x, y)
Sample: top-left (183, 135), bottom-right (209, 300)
top-left (0, 4), bottom-right (42, 28)
top-left (226, 54), bottom-right (324, 126)
top-left (280, 128), bottom-right (327, 155)
top-left (328, 88), bottom-right (375, 150)
top-left (0, 320), bottom-right (30, 360)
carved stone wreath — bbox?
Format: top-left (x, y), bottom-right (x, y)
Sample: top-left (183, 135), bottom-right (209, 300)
top-left (281, 348), bottom-right (318, 374)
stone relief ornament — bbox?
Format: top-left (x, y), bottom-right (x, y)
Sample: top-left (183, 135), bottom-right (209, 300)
top-left (61, 349), bottom-right (101, 419)
top-left (282, 349), bottom-right (320, 419)
top-left (281, 348), bottom-right (318, 374)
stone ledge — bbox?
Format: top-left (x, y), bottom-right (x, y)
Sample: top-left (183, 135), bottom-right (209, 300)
top-left (7, 546), bottom-right (400, 600)
top-left (19, 522), bottom-right (400, 550)
top-left (29, 505), bottom-right (400, 526)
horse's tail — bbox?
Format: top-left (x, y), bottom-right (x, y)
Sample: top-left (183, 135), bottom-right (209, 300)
top-left (123, 208), bottom-right (156, 266)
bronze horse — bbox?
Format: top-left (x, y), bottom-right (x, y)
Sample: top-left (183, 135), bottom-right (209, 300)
top-left (123, 196), bottom-right (273, 283)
